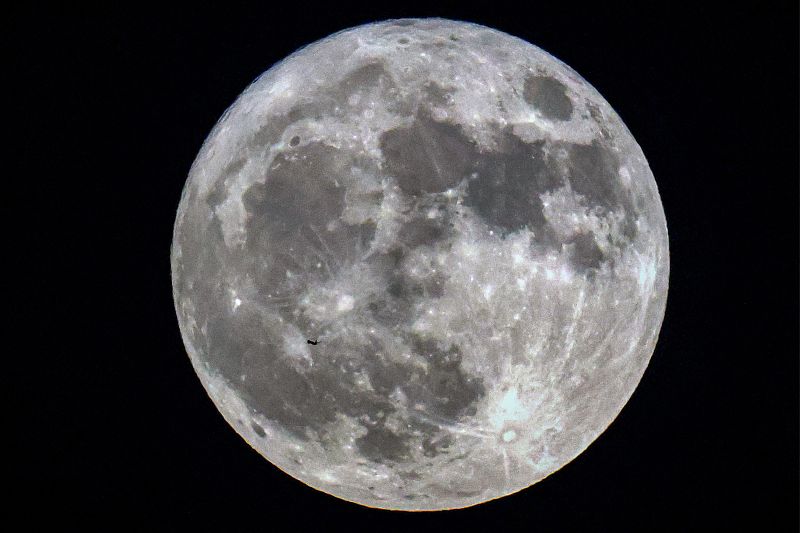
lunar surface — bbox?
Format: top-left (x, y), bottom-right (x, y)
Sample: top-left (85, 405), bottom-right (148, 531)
top-left (171, 19), bottom-right (669, 510)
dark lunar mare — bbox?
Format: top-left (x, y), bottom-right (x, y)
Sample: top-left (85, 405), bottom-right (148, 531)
top-left (178, 65), bottom-right (642, 469)
top-left (379, 110), bottom-right (637, 272)
top-left (182, 131), bottom-right (489, 466)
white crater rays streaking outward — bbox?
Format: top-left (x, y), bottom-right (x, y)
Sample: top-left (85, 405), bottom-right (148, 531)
top-left (171, 18), bottom-right (669, 511)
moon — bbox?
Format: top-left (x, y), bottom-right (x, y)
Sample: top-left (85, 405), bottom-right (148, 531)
top-left (171, 18), bottom-right (669, 511)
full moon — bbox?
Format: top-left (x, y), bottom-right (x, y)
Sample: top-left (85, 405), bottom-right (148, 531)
top-left (171, 19), bottom-right (669, 510)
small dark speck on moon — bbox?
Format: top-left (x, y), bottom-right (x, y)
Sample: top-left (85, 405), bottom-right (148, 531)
top-left (251, 421), bottom-right (267, 438)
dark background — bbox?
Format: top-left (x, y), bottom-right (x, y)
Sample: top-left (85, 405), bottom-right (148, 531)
top-left (13, 3), bottom-right (798, 530)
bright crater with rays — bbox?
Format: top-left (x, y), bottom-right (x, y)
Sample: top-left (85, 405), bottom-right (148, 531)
top-left (171, 18), bottom-right (669, 510)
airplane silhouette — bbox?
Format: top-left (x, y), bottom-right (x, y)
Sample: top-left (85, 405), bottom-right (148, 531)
top-left (307, 339), bottom-right (318, 345)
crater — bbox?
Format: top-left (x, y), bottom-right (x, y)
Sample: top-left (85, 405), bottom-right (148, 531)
top-left (251, 421), bottom-right (266, 438)
top-left (523, 75), bottom-right (573, 121)
top-left (502, 429), bottom-right (516, 442)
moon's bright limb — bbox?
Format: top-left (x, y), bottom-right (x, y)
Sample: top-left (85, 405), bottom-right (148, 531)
top-left (171, 18), bottom-right (669, 511)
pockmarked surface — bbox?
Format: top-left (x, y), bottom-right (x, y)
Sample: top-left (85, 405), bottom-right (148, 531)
top-left (172, 19), bottom-right (669, 510)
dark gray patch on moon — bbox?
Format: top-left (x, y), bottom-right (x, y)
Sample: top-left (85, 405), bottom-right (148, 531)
top-left (380, 111), bottom-right (477, 195)
top-left (566, 232), bottom-right (606, 272)
top-left (378, 109), bottom-right (635, 270)
top-left (353, 337), bottom-right (485, 464)
top-left (241, 143), bottom-right (378, 296)
top-left (334, 62), bottom-right (395, 107)
top-left (192, 222), bottom-right (484, 462)
top-left (466, 133), bottom-right (562, 238)
top-left (523, 75), bottom-right (573, 121)
top-left (397, 199), bottom-right (453, 248)
top-left (251, 107), bottom-right (304, 150)
top-left (565, 141), bottom-right (621, 211)
top-left (251, 421), bottom-right (267, 438)
top-left (356, 422), bottom-right (412, 463)
top-left (242, 143), bottom-right (346, 237)
top-left (564, 141), bottom-right (637, 240)
top-left (410, 337), bottom-right (484, 418)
